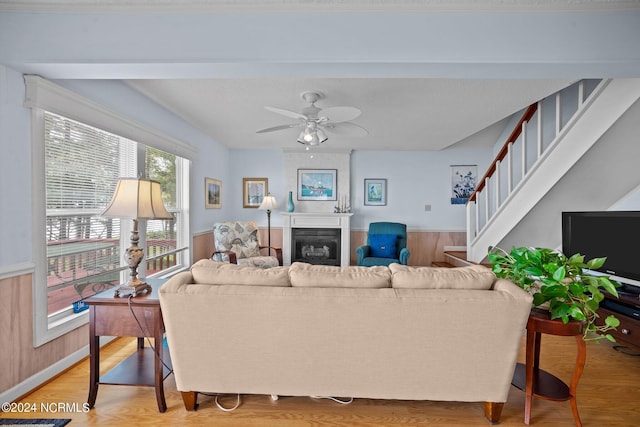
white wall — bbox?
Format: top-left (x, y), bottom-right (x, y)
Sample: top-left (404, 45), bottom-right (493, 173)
top-left (0, 66), bottom-right (32, 266)
top-left (351, 148), bottom-right (493, 231)
top-left (2, 9), bottom-right (640, 79)
top-left (221, 149), bottom-right (286, 229)
top-left (224, 145), bottom-right (494, 233)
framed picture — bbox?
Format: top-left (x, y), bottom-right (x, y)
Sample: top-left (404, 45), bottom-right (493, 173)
top-left (364, 178), bottom-right (387, 206)
top-left (450, 165), bottom-right (477, 205)
top-left (297, 169), bottom-right (337, 201)
top-left (205, 177), bottom-right (222, 209)
top-left (243, 177), bottom-right (268, 208)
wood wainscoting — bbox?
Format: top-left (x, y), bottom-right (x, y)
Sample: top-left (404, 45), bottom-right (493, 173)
top-left (193, 228), bottom-right (465, 267)
top-left (0, 272), bottom-right (88, 397)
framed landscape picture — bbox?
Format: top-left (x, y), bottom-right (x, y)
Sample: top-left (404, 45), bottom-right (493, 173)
top-left (242, 177), bottom-right (268, 208)
top-left (205, 177), bottom-right (221, 209)
top-left (364, 178), bottom-right (387, 206)
top-left (297, 169), bottom-right (337, 201)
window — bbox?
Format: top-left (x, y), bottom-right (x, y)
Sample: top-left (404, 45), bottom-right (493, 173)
top-left (44, 112), bottom-right (187, 314)
top-left (44, 112), bottom-right (186, 314)
top-left (26, 76), bottom-right (193, 345)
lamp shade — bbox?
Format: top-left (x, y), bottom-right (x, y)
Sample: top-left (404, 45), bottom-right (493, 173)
top-left (259, 194), bottom-right (278, 211)
top-left (101, 178), bottom-right (173, 220)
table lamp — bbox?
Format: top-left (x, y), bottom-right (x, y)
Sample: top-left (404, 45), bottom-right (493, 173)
top-left (100, 178), bottom-right (173, 297)
top-left (258, 193), bottom-right (278, 250)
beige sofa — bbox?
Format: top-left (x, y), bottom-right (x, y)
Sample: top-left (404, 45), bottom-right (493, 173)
top-left (159, 260), bottom-right (532, 423)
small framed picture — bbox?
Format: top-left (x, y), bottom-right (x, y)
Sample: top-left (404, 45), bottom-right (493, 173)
top-left (205, 177), bottom-right (221, 209)
top-left (364, 178), bottom-right (387, 206)
top-left (450, 165), bottom-right (477, 205)
top-left (297, 169), bottom-right (337, 201)
top-left (243, 177), bottom-right (268, 208)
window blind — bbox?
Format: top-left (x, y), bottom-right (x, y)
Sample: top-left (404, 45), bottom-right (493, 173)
top-left (44, 112), bottom-right (183, 314)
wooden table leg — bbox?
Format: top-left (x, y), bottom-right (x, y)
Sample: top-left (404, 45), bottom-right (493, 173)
top-left (87, 308), bottom-right (99, 409)
top-left (569, 335), bottom-right (586, 427)
top-left (524, 328), bottom-right (537, 425)
top-left (154, 324), bottom-right (167, 413)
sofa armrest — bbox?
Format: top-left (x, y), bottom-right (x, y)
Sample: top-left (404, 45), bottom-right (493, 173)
top-left (159, 270), bottom-right (194, 293)
top-left (398, 248), bottom-right (410, 265)
top-left (493, 278), bottom-right (534, 305)
top-left (355, 245), bottom-right (371, 265)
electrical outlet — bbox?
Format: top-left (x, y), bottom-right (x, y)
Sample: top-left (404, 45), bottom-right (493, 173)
top-left (424, 204), bottom-right (432, 212)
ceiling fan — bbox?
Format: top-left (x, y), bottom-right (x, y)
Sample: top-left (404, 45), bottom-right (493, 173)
top-left (256, 91), bottom-right (368, 146)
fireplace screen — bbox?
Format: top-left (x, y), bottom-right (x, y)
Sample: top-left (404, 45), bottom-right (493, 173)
top-left (291, 228), bottom-right (341, 266)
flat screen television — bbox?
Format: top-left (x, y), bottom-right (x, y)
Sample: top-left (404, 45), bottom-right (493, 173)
top-left (562, 211), bottom-right (640, 286)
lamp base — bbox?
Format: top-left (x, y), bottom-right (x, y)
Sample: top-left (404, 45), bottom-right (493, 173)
top-left (114, 282), bottom-right (152, 298)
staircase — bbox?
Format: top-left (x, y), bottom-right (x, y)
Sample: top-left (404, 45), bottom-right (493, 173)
top-left (466, 79), bottom-right (640, 263)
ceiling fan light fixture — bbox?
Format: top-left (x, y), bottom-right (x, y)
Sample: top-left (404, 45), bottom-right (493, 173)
top-left (259, 90), bottom-right (365, 148)
top-left (297, 124), bottom-right (327, 146)
top-left (316, 128), bottom-right (328, 143)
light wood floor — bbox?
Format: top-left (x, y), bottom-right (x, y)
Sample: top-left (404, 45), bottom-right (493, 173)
top-left (4, 335), bottom-right (639, 426)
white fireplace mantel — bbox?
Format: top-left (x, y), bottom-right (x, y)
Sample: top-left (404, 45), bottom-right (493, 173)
top-left (281, 212), bottom-right (353, 266)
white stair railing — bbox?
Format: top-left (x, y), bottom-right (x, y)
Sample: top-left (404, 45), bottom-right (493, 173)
top-left (466, 79), bottom-right (607, 259)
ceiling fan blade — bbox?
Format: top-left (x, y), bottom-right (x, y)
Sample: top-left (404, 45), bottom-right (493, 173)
top-left (256, 123), bottom-right (301, 133)
top-left (322, 122), bottom-right (368, 138)
top-left (318, 106), bottom-right (361, 123)
top-left (264, 106), bottom-right (308, 120)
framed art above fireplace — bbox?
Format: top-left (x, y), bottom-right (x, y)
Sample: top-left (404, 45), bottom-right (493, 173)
top-left (297, 169), bottom-right (337, 201)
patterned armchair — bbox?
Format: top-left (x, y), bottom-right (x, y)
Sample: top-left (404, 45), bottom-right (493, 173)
top-left (356, 222), bottom-right (410, 267)
top-left (211, 221), bottom-right (282, 268)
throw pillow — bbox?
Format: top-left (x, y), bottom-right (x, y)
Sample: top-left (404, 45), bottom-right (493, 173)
top-left (368, 234), bottom-right (397, 258)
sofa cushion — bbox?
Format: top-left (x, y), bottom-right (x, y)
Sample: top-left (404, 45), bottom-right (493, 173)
top-left (289, 262), bottom-right (391, 288)
top-left (389, 264), bottom-right (495, 290)
top-left (368, 234), bottom-right (397, 258)
top-left (191, 259), bottom-right (290, 287)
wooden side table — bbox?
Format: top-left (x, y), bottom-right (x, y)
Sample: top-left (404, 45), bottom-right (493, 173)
top-left (512, 308), bottom-right (586, 427)
top-left (86, 278), bottom-right (171, 412)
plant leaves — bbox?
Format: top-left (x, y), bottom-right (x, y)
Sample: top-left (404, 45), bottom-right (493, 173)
top-left (550, 302), bottom-right (570, 319)
top-left (586, 257), bottom-right (607, 270)
top-left (605, 315), bottom-right (620, 328)
top-left (598, 277), bottom-right (619, 297)
top-left (541, 284), bottom-right (567, 297)
top-left (532, 292), bottom-right (549, 306)
top-left (568, 253), bottom-right (585, 264)
top-left (524, 267), bottom-right (544, 277)
top-left (552, 266), bottom-right (566, 282)
top-left (569, 283), bottom-right (585, 295)
top-left (567, 306), bottom-right (586, 321)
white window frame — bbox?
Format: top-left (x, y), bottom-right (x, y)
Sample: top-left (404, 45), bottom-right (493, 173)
top-left (26, 76), bottom-right (195, 346)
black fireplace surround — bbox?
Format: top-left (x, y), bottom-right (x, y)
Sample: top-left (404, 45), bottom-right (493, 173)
top-left (291, 228), bottom-right (341, 266)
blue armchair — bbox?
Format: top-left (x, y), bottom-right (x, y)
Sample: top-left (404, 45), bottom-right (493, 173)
top-left (356, 222), bottom-right (410, 266)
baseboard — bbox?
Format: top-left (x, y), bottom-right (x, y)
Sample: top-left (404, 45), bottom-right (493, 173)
top-left (0, 336), bottom-right (114, 404)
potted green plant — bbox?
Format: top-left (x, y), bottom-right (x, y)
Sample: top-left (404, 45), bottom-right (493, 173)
top-left (487, 246), bottom-right (621, 342)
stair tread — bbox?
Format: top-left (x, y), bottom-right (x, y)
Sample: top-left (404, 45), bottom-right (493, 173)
top-left (431, 261), bottom-right (454, 268)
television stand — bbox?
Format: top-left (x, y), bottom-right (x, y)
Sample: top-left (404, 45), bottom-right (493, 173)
top-left (597, 287), bottom-right (640, 350)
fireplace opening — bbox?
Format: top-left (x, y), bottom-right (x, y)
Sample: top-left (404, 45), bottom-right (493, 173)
top-left (291, 228), bottom-right (341, 266)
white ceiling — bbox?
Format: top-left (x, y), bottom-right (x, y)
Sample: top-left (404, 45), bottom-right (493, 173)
top-left (2, 0), bottom-right (638, 152)
top-left (127, 78), bottom-right (574, 151)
